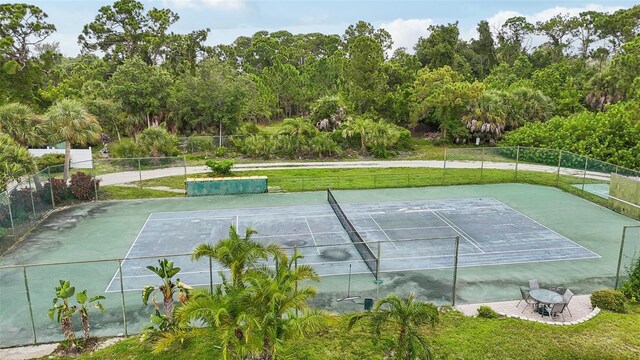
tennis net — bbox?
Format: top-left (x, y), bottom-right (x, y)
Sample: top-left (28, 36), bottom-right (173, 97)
top-left (327, 189), bottom-right (379, 280)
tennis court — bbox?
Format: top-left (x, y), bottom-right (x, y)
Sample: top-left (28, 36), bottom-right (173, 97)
top-left (107, 190), bottom-right (599, 292)
top-left (1, 183), bottom-right (638, 347)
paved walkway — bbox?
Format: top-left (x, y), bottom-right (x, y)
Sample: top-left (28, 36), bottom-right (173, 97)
top-left (456, 294), bottom-right (599, 325)
top-left (98, 159), bottom-right (612, 186)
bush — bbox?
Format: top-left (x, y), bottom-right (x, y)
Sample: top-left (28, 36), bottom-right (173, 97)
top-left (206, 160), bottom-right (234, 177)
top-left (40, 178), bottom-right (69, 205)
top-left (476, 305), bottom-right (501, 318)
top-left (35, 153), bottom-right (66, 169)
top-left (621, 255), bottom-right (640, 301)
top-left (110, 138), bottom-right (141, 158)
top-left (70, 172), bottom-right (99, 201)
top-left (590, 289), bottom-right (626, 313)
top-left (9, 187), bottom-right (35, 221)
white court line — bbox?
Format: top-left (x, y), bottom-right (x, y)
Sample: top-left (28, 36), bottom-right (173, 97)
top-left (236, 215), bottom-right (239, 229)
top-left (104, 214), bottom-right (152, 292)
top-left (485, 197), bottom-right (601, 258)
top-left (253, 231), bottom-right (345, 239)
top-left (430, 211), bottom-right (485, 253)
top-left (360, 225), bottom-right (452, 233)
top-left (369, 214), bottom-right (398, 250)
top-left (148, 216), bottom-right (233, 222)
top-left (304, 217), bottom-right (321, 255)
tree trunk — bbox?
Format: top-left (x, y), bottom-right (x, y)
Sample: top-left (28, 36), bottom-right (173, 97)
top-left (63, 141), bottom-right (71, 183)
top-left (164, 298), bottom-right (174, 323)
top-left (61, 316), bottom-right (76, 347)
top-left (80, 310), bottom-right (90, 341)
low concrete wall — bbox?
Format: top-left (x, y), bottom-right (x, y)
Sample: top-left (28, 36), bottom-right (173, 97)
top-left (28, 148), bottom-right (93, 169)
top-left (186, 176), bottom-right (268, 196)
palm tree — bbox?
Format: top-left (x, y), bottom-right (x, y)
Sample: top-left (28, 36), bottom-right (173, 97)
top-left (192, 225), bottom-right (281, 288)
top-left (45, 99), bottom-right (102, 183)
top-left (137, 126), bottom-right (178, 163)
top-left (175, 283), bottom-right (260, 359)
top-left (277, 117), bottom-right (317, 157)
top-left (309, 132), bottom-right (339, 158)
top-left (349, 293), bottom-right (439, 360)
top-left (245, 249), bottom-right (325, 359)
top-left (341, 117), bottom-right (374, 154)
top-left (0, 103), bottom-right (45, 147)
top-left (0, 134), bottom-right (36, 191)
top-left (142, 259), bottom-right (191, 324)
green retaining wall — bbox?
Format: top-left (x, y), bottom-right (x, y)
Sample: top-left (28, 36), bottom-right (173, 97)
top-left (186, 176), bottom-right (268, 196)
top-left (609, 173), bottom-right (640, 219)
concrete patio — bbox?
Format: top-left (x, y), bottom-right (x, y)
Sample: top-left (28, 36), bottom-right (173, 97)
top-left (455, 294), bottom-right (600, 325)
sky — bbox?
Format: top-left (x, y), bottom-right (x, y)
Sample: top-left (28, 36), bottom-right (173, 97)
top-left (24, 0), bottom-right (639, 56)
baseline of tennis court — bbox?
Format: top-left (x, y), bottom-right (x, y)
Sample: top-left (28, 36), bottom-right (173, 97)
top-left (106, 196), bottom-right (599, 292)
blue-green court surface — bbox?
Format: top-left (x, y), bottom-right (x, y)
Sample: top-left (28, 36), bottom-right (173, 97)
top-left (1, 183), bottom-right (639, 347)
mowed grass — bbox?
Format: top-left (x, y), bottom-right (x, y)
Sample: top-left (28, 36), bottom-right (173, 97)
top-left (58, 303), bottom-right (640, 360)
top-left (113, 167), bottom-right (607, 207)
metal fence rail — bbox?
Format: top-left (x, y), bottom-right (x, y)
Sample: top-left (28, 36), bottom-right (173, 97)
top-left (2, 146), bottom-right (640, 258)
top-left (0, 237), bottom-right (460, 347)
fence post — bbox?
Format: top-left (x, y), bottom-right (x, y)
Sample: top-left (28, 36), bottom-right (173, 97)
top-left (137, 158), bottom-right (142, 187)
top-left (442, 148), bottom-right (448, 186)
top-left (480, 148), bottom-right (485, 183)
top-left (118, 260), bottom-right (128, 336)
top-left (48, 167), bottom-right (55, 209)
top-left (7, 194), bottom-right (15, 237)
top-left (556, 150), bottom-right (562, 186)
top-left (28, 177), bottom-right (36, 218)
top-left (23, 266), bottom-right (38, 345)
top-left (452, 236), bottom-right (460, 306)
top-left (614, 226), bottom-right (628, 290)
top-left (183, 154), bottom-right (188, 194)
top-left (209, 257), bottom-right (213, 293)
top-left (515, 146), bottom-right (520, 181)
top-left (93, 168), bottom-right (99, 202)
top-left (581, 158), bottom-right (589, 192)
top-left (294, 246), bottom-right (299, 317)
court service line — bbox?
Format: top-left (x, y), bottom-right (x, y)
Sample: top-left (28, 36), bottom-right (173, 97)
top-left (368, 214), bottom-right (398, 250)
top-left (429, 211), bottom-right (485, 253)
top-left (104, 214), bottom-right (152, 292)
top-left (148, 215), bottom-right (234, 222)
top-left (486, 197), bottom-right (600, 258)
top-left (304, 217), bottom-right (321, 255)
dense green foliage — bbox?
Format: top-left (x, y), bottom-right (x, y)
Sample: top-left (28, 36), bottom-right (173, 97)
top-left (205, 159), bottom-right (233, 176)
top-left (2, 1), bottom-right (640, 170)
top-left (590, 289), bottom-right (627, 313)
top-left (501, 103), bottom-right (640, 169)
top-left (621, 255), bottom-right (640, 301)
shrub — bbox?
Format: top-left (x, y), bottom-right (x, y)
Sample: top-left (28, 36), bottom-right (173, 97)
top-left (9, 187), bottom-right (35, 221)
top-left (206, 160), bottom-right (234, 177)
top-left (477, 305), bottom-right (501, 318)
top-left (590, 289), bottom-right (626, 313)
top-left (70, 172), bottom-right (99, 200)
top-left (110, 138), bottom-right (141, 158)
top-left (36, 153), bottom-right (66, 169)
top-left (621, 255), bottom-right (640, 301)
top-left (40, 178), bottom-right (69, 205)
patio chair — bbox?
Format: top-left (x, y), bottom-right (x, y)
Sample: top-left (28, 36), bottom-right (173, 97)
top-left (518, 287), bottom-right (538, 313)
top-left (528, 279), bottom-right (540, 290)
top-left (544, 302), bottom-right (567, 322)
top-left (562, 289), bottom-right (574, 317)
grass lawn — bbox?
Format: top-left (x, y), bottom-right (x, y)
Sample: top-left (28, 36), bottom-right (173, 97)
top-left (111, 167), bottom-right (607, 207)
top-left (57, 303), bottom-right (640, 359)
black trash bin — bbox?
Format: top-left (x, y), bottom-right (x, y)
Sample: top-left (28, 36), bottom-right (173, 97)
top-left (364, 298), bottom-right (374, 311)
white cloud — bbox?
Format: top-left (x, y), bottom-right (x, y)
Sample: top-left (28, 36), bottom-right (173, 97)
top-left (379, 18), bottom-right (434, 53)
top-left (163, 0), bottom-right (248, 10)
top-left (485, 4), bottom-right (623, 34)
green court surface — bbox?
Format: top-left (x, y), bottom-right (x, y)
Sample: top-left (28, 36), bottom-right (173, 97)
top-left (1, 183), bottom-right (639, 347)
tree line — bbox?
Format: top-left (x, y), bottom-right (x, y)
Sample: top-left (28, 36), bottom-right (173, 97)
top-left (1, 1), bottom-right (640, 168)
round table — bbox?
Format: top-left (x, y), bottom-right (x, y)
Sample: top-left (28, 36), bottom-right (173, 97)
top-left (530, 289), bottom-right (563, 305)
